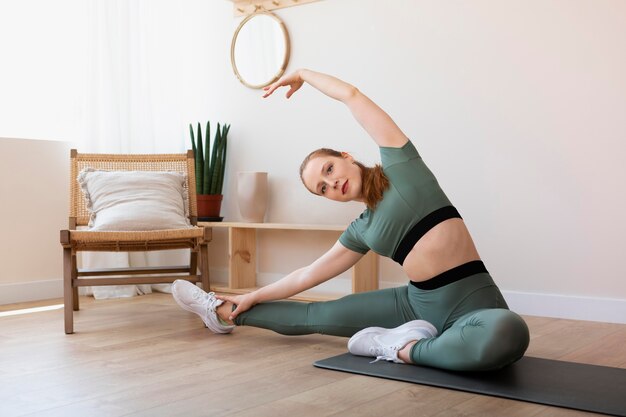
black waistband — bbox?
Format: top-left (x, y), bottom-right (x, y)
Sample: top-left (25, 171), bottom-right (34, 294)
top-left (392, 206), bottom-right (462, 265)
top-left (410, 260), bottom-right (488, 290)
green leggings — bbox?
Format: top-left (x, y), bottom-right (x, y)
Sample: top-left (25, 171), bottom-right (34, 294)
top-left (234, 271), bottom-right (529, 371)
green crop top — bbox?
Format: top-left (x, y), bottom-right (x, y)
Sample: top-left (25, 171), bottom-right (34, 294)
top-left (338, 140), bottom-right (461, 265)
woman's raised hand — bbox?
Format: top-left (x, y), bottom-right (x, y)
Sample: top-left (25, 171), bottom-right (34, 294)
top-left (262, 70), bottom-right (304, 99)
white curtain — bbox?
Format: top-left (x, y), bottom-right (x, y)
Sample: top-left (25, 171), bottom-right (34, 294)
top-left (79, 0), bottom-right (192, 298)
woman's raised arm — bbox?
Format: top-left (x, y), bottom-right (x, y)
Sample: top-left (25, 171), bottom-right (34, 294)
top-left (263, 69), bottom-right (409, 148)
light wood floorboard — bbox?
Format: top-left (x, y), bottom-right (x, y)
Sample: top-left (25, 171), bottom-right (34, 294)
top-left (0, 293), bottom-right (624, 417)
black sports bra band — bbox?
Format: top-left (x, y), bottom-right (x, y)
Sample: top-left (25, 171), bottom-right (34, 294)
top-left (392, 205), bottom-right (462, 265)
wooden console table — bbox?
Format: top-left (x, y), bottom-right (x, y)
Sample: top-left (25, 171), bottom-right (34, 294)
top-left (198, 222), bottom-right (378, 302)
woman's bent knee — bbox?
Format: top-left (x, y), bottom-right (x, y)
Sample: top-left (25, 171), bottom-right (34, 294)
top-left (471, 309), bottom-right (530, 370)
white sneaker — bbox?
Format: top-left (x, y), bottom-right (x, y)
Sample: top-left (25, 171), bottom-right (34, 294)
top-left (171, 280), bottom-right (235, 334)
top-left (348, 320), bottom-right (438, 364)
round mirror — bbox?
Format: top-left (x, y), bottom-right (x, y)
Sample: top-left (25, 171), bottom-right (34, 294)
top-left (231, 11), bottom-right (290, 89)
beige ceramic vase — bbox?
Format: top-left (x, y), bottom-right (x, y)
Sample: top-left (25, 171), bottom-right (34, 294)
top-left (237, 171), bottom-right (268, 223)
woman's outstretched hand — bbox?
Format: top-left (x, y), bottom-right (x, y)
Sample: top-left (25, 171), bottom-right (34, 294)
top-left (215, 292), bottom-right (257, 321)
top-left (262, 70), bottom-right (304, 99)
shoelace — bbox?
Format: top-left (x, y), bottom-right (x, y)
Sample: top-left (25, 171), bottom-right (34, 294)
top-left (369, 345), bottom-right (401, 364)
top-left (190, 288), bottom-right (218, 314)
top-left (205, 292), bottom-right (219, 313)
top-left (204, 293), bottom-right (234, 330)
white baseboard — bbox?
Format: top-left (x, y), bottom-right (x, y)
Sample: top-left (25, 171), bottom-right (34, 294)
top-left (501, 290), bottom-right (626, 324)
top-left (4, 275), bottom-right (625, 325)
top-left (0, 279), bottom-right (63, 305)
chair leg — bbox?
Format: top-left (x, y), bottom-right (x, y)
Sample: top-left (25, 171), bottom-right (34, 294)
top-left (190, 250), bottom-right (198, 284)
top-left (63, 248), bottom-right (74, 334)
top-left (200, 243), bottom-right (210, 291)
top-left (73, 287), bottom-right (79, 311)
top-left (72, 254), bottom-right (79, 311)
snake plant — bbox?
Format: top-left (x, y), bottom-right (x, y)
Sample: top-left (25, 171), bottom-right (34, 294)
top-left (189, 121), bottom-right (230, 195)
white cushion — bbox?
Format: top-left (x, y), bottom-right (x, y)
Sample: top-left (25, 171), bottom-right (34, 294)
top-left (78, 168), bottom-right (192, 231)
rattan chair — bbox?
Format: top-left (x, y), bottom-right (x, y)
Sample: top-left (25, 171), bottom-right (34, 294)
top-left (60, 149), bottom-right (211, 334)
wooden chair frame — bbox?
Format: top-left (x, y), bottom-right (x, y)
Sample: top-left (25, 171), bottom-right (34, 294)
top-left (60, 149), bottom-right (211, 334)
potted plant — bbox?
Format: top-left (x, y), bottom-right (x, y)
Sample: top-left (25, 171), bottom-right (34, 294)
top-left (189, 121), bottom-right (230, 219)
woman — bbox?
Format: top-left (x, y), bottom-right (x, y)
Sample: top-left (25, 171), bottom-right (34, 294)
top-left (172, 69), bottom-right (529, 371)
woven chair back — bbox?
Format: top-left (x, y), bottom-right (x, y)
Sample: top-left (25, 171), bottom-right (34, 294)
top-left (69, 150), bottom-right (197, 228)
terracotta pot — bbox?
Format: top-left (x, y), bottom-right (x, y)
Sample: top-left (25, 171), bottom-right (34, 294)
top-left (196, 194), bottom-right (223, 219)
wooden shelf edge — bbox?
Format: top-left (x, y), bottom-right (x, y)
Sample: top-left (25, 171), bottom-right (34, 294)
top-left (199, 221), bottom-right (346, 231)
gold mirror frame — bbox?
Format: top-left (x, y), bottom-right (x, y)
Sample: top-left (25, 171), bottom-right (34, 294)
top-left (230, 11), bottom-right (291, 89)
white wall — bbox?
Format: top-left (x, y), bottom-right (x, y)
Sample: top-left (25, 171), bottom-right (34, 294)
top-left (0, 0), bottom-right (86, 141)
top-left (0, 138), bottom-right (71, 303)
top-left (1, 0), bottom-right (625, 322)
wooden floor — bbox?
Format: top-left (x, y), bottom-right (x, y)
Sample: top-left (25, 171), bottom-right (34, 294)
top-left (1, 293), bottom-right (624, 417)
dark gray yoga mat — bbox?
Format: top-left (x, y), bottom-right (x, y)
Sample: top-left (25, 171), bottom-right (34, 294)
top-left (314, 353), bottom-right (626, 416)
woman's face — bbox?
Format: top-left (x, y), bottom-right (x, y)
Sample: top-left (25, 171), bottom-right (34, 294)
top-left (301, 153), bottom-right (363, 202)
